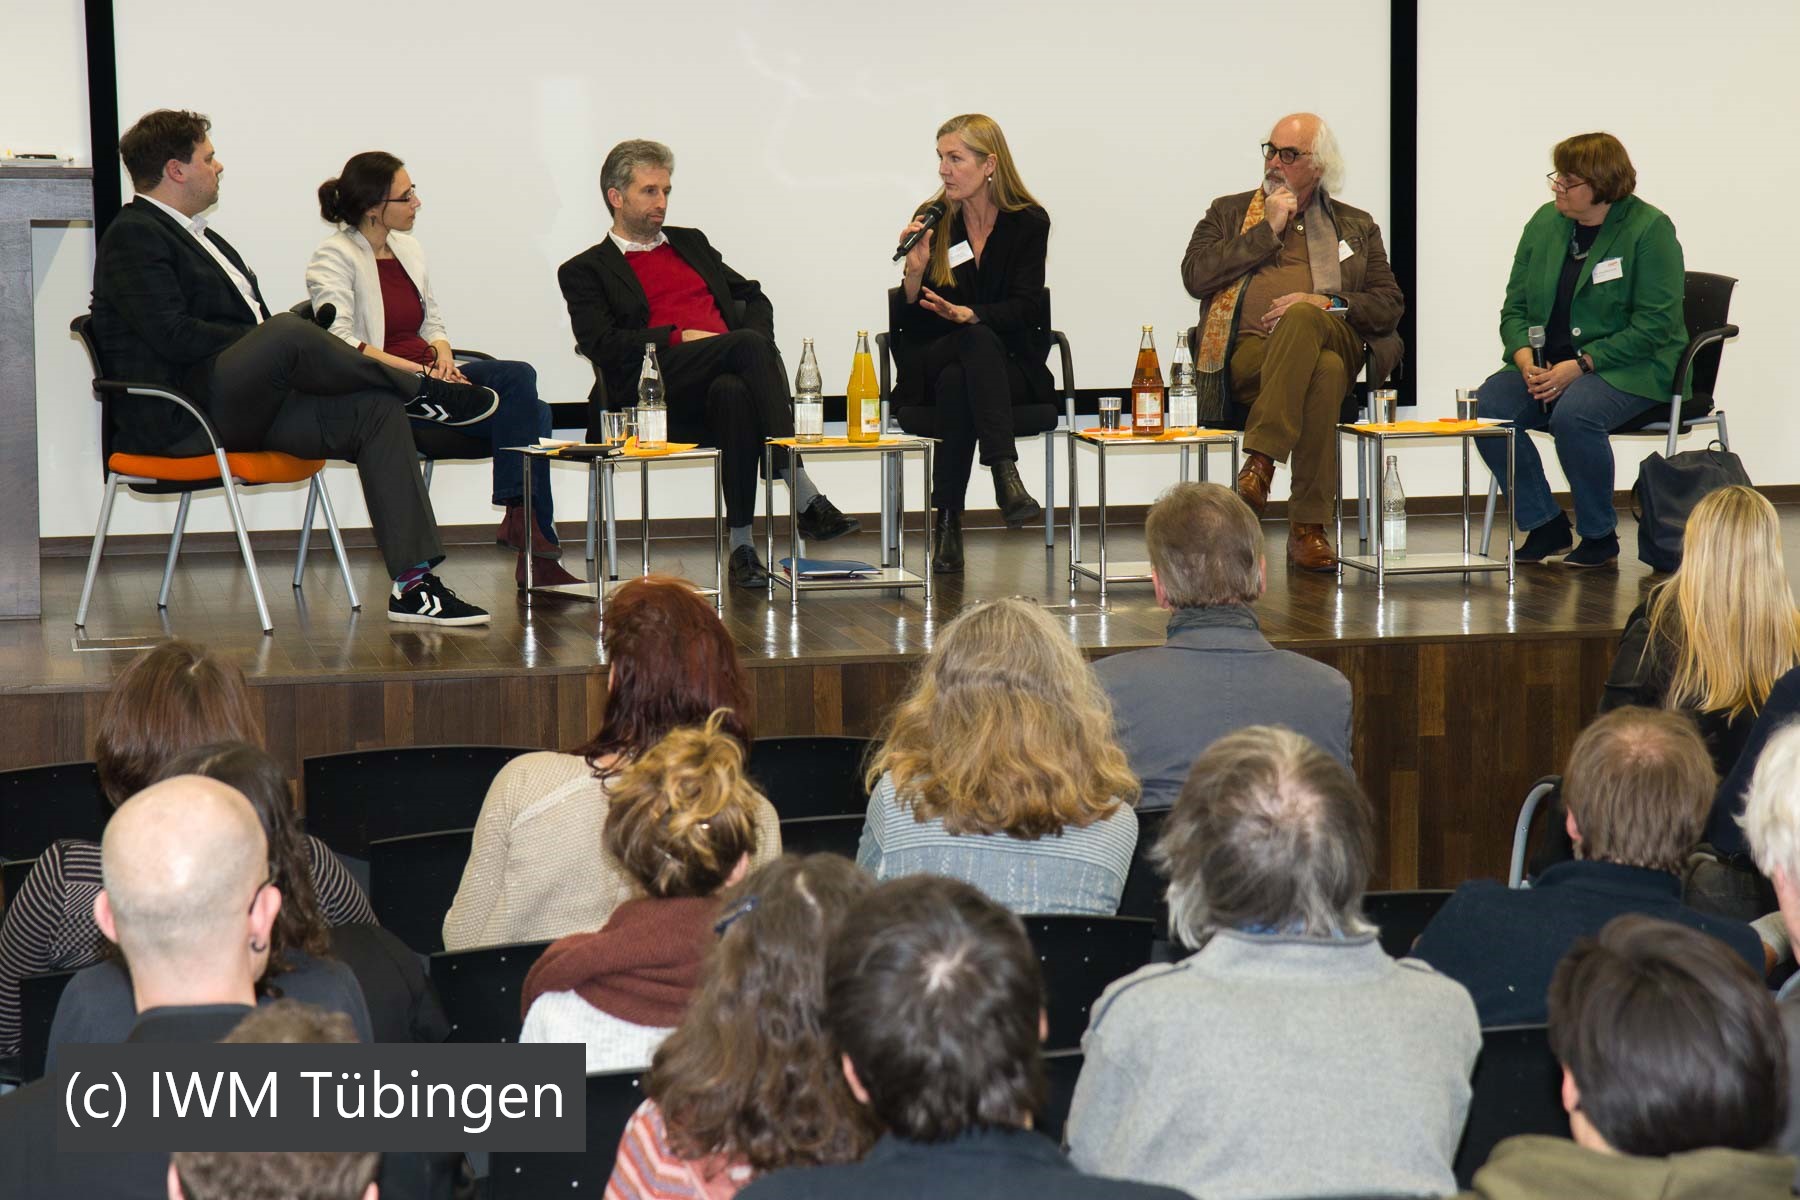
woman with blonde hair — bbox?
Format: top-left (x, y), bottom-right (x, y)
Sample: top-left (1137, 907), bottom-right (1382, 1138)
top-left (520, 711), bottom-right (766, 1071)
top-left (891, 114), bottom-right (1056, 573)
top-left (605, 855), bottom-right (875, 1200)
top-left (858, 597), bottom-right (1139, 914)
top-left (1602, 485), bottom-right (1800, 776)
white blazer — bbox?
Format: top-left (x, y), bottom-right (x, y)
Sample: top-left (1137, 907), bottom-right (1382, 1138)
top-left (304, 227), bottom-right (449, 354)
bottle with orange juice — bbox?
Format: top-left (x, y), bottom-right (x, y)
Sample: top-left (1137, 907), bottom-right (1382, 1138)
top-left (846, 330), bottom-right (881, 442)
top-left (1131, 325), bottom-right (1165, 437)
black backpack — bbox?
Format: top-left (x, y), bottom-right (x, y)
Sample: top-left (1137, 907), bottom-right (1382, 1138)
top-left (1632, 446), bottom-right (1752, 572)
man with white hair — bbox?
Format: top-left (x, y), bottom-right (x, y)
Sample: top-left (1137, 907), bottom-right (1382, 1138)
top-left (1182, 113), bottom-right (1404, 571)
top-left (1737, 721), bottom-right (1800, 1187)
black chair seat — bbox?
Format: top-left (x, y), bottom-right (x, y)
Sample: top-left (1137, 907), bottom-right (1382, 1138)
top-left (302, 745), bottom-right (535, 858)
top-left (1361, 890), bottom-right (1454, 958)
top-left (744, 736), bottom-right (873, 821)
top-left (487, 1071), bottom-right (646, 1198)
top-left (1023, 914), bottom-right (1156, 1051)
top-left (430, 940), bottom-right (551, 1044)
top-left (368, 828), bottom-right (476, 955)
top-left (775, 814), bottom-right (865, 859)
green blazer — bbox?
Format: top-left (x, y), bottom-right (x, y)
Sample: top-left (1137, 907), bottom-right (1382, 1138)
top-left (1498, 194), bottom-right (1686, 403)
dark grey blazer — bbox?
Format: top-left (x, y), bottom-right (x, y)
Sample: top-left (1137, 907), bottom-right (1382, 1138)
top-left (1093, 610), bottom-right (1352, 810)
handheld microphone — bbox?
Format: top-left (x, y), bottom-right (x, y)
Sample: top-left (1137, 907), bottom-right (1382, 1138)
top-left (893, 202), bottom-right (947, 262)
top-left (1527, 326), bottom-right (1547, 369)
top-left (311, 302), bottom-right (337, 330)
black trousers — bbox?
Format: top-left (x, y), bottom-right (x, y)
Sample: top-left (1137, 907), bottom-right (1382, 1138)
top-left (205, 315), bottom-right (443, 575)
top-left (659, 330), bottom-right (794, 528)
top-left (902, 325), bottom-right (1029, 513)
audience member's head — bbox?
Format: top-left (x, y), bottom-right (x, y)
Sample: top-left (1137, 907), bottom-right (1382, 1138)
top-left (1549, 914), bottom-right (1786, 1158)
top-left (824, 875), bottom-right (1047, 1142)
top-left (96, 775), bottom-right (277, 1010)
top-left (1738, 721), bottom-right (1800, 934)
top-left (578, 576), bottom-right (751, 773)
top-left (119, 108), bottom-right (211, 194)
top-left (604, 710), bottom-right (763, 900)
top-left (171, 1002), bottom-right (376, 1200)
top-left (159, 742), bottom-right (330, 976)
top-left (1145, 482), bottom-right (1264, 609)
top-left (869, 596), bottom-right (1138, 838)
top-left (1156, 725), bottom-right (1374, 947)
top-left (95, 639), bottom-right (261, 807)
top-left (1562, 707), bottom-right (1713, 872)
top-left (1646, 484), bottom-right (1800, 721)
top-left (648, 855), bottom-right (876, 1172)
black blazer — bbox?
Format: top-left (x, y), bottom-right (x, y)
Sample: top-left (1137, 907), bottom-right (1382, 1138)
top-left (891, 204), bottom-right (1055, 410)
top-left (89, 197), bottom-right (270, 451)
top-left (558, 225), bottom-right (775, 408)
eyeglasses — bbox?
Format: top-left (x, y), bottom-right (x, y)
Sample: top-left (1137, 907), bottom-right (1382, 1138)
top-left (1260, 143), bottom-right (1311, 165)
top-left (1546, 173), bottom-right (1587, 193)
top-left (386, 186), bottom-right (419, 204)
top-left (713, 894), bottom-right (760, 935)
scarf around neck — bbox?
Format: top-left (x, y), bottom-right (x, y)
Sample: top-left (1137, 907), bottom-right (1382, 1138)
top-left (520, 894), bottom-right (718, 1026)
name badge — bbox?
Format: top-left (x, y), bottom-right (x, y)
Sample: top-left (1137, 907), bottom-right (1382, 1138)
top-left (1337, 238), bottom-right (1355, 262)
top-left (947, 240), bottom-right (975, 268)
top-left (1591, 257), bottom-right (1624, 284)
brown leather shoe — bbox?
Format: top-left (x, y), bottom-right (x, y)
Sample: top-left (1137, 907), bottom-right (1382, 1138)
top-left (497, 503), bottom-right (563, 560)
top-left (1287, 523), bottom-right (1336, 572)
top-left (515, 553), bottom-right (584, 589)
top-left (1235, 451), bottom-right (1276, 515)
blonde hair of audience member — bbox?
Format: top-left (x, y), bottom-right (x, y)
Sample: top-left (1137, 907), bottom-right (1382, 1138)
top-left (921, 113), bottom-right (1041, 288)
top-left (1644, 485), bottom-right (1800, 720)
top-left (1155, 726), bottom-right (1375, 948)
top-left (1739, 721), bottom-right (1800, 942)
top-left (1563, 707), bottom-right (1714, 873)
top-left (645, 855), bottom-right (877, 1174)
top-left (867, 597), bottom-right (1138, 839)
top-left (1146, 482), bottom-right (1265, 609)
top-left (603, 710), bottom-right (764, 899)
top-left (94, 775), bottom-right (278, 1013)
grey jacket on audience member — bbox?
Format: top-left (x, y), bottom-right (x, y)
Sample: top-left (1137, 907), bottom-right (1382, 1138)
top-left (1066, 929), bottom-right (1479, 1200)
top-left (1093, 607), bottom-right (1353, 809)
top-left (1778, 978), bottom-right (1800, 1191)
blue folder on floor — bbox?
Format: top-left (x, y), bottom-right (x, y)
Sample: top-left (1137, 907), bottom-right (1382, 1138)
top-left (778, 557), bottom-right (879, 579)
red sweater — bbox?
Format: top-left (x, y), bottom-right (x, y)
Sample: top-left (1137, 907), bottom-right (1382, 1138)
top-left (625, 243), bottom-right (728, 344)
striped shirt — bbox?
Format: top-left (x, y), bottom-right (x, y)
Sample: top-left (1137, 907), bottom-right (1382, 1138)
top-left (607, 1099), bottom-right (753, 1200)
top-left (0, 835), bottom-right (373, 1057)
top-left (856, 773), bottom-right (1138, 916)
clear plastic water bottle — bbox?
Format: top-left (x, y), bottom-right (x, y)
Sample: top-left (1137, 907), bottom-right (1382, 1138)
top-left (1381, 454), bottom-right (1407, 560)
top-left (1168, 331), bottom-right (1198, 430)
top-left (794, 339), bottom-right (824, 443)
top-left (636, 342), bottom-right (667, 450)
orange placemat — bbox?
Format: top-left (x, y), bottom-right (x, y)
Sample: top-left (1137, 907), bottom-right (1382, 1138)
top-left (768, 436), bottom-right (915, 447)
top-left (1078, 427), bottom-right (1236, 441)
top-left (621, 436), bottom-right (700, 457)
top-left (1349, 419), bottom-right (1494, 433)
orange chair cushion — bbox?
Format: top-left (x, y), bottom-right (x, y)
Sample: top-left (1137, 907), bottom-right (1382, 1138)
top-left (108, 450), bottom-right (326, 484)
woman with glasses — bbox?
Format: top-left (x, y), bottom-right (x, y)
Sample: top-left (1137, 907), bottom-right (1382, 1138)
top-left (1474, 132), bottom-right (1687, 568)
top-left (890, 114), bottom-right (1055, 574)
top-left (307, 151), bottom-right (579, 586)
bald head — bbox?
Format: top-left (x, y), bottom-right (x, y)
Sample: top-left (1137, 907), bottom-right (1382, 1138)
top-left (102, 775), bottom-right (268, 970)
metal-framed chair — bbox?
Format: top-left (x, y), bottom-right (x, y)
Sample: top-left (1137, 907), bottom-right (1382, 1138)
top-left (1480, 270), bottom-right (1739, 555)
top-left (1509, 776), bottom-right (1562, 888)
top-left (70, 315), bottom-right (360, 633)
top-left (875, 286), bottom-right (1075, 552)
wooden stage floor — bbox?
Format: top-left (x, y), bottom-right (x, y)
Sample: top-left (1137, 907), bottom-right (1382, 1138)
top-left (2, 507), bottom-right (1724, 890)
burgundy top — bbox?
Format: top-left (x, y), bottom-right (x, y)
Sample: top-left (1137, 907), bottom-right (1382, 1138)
top-left (376, 257), bottom-right (433, 366)
top-left (625, 243), bottom-right (728, 344)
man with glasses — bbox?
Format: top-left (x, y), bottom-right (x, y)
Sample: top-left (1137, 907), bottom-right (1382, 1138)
top-left (1181, 113), bottom-right (1404, 571)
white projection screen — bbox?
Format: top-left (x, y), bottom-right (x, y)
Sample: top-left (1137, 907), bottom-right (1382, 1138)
top-left (113, 0), bottom-right (1391, 523)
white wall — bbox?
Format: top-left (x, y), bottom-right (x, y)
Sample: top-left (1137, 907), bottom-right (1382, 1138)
top-left (1413, 2), bottom-right (1798, 505)
top-left (26, 0), bottom-right (1390, 539)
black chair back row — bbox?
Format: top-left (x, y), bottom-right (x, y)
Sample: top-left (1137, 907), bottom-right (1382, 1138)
top-left (744, 735), bottom-right (873, 821)
top-left (1116, 806), bottom-right (1169, 929)
top-left (368, 828), bottom-right (475, 956)
top-left (1453, 1024), bottom-right (1566, 1187)
top-left (301, 746), bottom-right (534, 858)
top-left (1361, 889), bottom-right (1454, 958)
top-left (430, 940), bottom-right (551, 1044)
top-left (0, 761), bottom-right (110, 863)
top-left (776, 814), bottom-right (865, 859)
top-left (486, 1071), bottom-right (646, 1198)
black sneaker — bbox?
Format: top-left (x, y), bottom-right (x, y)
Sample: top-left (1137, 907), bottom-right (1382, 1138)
top-left (729, 545), bottom-right (770, 588)
top-left (388, 574), bottom-right (491, 625)
top-left (796, 495), bottom-right (862, 542)
top-left (1563, 533), bottom-right (1620, 568)
top-left (1515, 512), bottom-right (1574, 563)
top-left (405, 375), bottom-right (500, 427)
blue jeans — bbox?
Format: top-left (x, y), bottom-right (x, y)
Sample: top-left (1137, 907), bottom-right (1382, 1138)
top-left (413, 358), bottom-right (555, 541)
top-left (1474, 366), bottom-right (1659, 538)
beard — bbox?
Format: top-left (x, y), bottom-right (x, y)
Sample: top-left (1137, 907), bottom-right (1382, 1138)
top-left (1262, 171), bottom-right (1288, 196)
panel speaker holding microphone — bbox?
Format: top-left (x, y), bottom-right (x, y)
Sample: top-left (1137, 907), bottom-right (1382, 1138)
top-left (887, 114), bottom-right (1057, 575)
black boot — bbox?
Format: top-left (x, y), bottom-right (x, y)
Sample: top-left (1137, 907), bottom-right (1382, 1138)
top-left (992, 459), bottom-right (1042, 529)
top-left (932, 509), bottom-right (964, 574)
